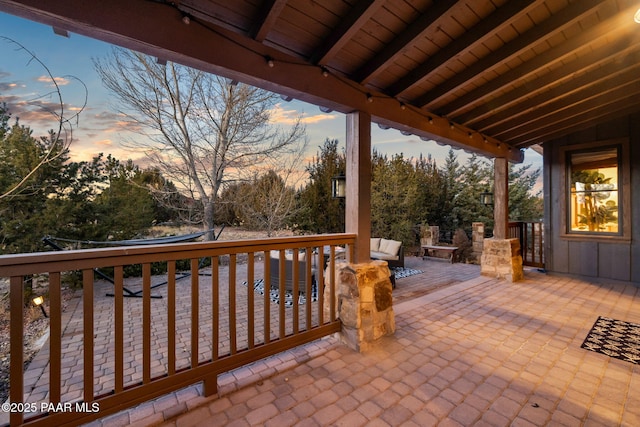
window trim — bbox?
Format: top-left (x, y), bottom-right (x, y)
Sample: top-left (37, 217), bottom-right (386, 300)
top-left (559, 138), bottom-right (630, 242)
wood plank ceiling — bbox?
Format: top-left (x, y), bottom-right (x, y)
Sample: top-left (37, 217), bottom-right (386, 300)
top-left (2, 0), bottom-right (640, 163)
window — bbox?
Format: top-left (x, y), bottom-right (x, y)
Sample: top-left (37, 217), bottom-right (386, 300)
top-left (568, 147), bottom-right (619, 234)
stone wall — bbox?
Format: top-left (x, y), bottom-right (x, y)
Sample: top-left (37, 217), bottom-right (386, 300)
top-left (324, 260), bottom-right (395, 352)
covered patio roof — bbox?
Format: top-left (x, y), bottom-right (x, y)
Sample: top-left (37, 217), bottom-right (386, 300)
top-left (2, 0), bottom-right (640, 163)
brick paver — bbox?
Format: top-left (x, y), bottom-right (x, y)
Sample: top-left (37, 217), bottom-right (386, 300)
top-left (7, 258), bottom-right (640, 426)
top-left (145, 267), bottom-right (640, 426)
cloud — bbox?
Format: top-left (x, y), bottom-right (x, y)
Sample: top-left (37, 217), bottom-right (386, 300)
top-left (0, 70), bottom-right (24, 93)
top-left (270, 103), bottom-right (337, 125)
top-left (36, 75), bottom-right (71, 86)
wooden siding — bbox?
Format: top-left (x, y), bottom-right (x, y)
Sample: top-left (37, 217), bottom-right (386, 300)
top-left (544, 112), bottom-right (640, 284)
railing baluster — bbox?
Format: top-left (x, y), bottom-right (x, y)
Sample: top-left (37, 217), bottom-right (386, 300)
top-left (114, 266), bottom-right (124, 392)
top-left (83, 269), bottom-right (94, 402)
top-left (143, 263), bottom-right (151, 384)
top-left (229, 254), bottom-right (237, 354)
top-left (167, 261), bottom-right (176, 375)
top-left (279, 249), bottom-right (286, 339)
top-left (10, 276), bottom-right (24, 426)
top-left (527, 223), bottom-right (533, 263)
top-left (538, 223), bottom-right (544, 265)
top-left (330, 246), bottom-right (336, 321)
top-left (247, 253), bottom-right (255, 349)
top-left (212, 256), bottom-right (219, 360)
top-left (49, 272), bottom-right (62, 404)
top-left (191, 259), bottom-right (199, 368)
top-left (292, 249), bottom-right (299, 334)
top-left (264, 251), bottom-right (270, 344)
top-left (306, 248), bottom-right (313, 331)
top-left (318, 245), bottom-right (324, 326)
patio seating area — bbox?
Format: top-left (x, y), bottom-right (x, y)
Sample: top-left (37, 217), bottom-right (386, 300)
top-left (11, 256), bottom-right (640, 426)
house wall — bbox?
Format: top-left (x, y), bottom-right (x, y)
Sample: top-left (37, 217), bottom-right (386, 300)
top-left (543, 112), bottom-right (640, 284)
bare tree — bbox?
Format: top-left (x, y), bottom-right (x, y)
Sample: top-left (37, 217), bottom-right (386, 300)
top-left (93, 48), bottom-right (306, 239)
top-left (231, 144), bottom-right (308, 236)
top-left (0, 37), bottom-right (87, 199)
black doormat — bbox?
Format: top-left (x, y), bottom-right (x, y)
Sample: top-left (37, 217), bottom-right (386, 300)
top-left (581, 316), bottom-right (640, 364)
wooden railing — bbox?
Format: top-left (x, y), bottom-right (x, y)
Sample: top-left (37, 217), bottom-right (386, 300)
top-left (508, 222), bottom-right (544, 268)
top-left (0, 234), bottom-right (355, 427)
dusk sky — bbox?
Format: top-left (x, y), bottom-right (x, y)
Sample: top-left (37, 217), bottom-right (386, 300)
top-left (0, 11), bottom-right (542, 174)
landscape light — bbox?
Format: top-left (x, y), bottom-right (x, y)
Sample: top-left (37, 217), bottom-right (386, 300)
top-left (32, 296), bottom-right (48, 318)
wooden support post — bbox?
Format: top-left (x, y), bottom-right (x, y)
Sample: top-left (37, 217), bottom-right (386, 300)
top-left (493, 157), bottom-right (509, 239)
top-left (203, 374), bottom-right (218, 397)
top-left (346, 111), bottom-right (371, 263)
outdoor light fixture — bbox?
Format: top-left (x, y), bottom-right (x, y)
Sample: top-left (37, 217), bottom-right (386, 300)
top-left (265, 56), bottom-right (275, 67)
top-left (480, 189), bottom-right (494, 207)
top-left (32, 296), bottom-right (48, 318)
top-left (331, 175), bottom-right (346, 199)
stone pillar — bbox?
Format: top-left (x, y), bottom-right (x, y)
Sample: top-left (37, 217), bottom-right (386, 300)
top-left (480, 238), bottom-right (524, 282)
top-left (325, 260), bottom-right (395, 352)
top-left (420, 225), bottom-right (439, 246)
top-left (472, 222), bottom-right (484, 258)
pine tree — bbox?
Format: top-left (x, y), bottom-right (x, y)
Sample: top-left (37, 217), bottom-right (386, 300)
top-left (293, 139), bottom-right (346, 233)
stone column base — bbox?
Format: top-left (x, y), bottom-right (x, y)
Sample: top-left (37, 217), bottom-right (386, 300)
top-left (480, 238), bottom-right (524, 282)
top-left (325, 260), bottom-right (395, 352)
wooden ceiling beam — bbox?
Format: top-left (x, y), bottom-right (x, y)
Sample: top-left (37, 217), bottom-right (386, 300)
top-left (353, 0), bottom-right (458, 85)
top-left (455, 40), bottom-right (640, 127)
top-left (252, 0), bottom-right (288, 42)
top-left (410, 0), bottom-right (606, 108)
top-left (309, 0), bottom-right (383, 66)
top-left (472, 52), bottom-right (640, 133)
top-left (383, 0), bottom-right (536, 96)
top-left (512, 100), bottom-right (640, 147)
top-left (490, 73), bottom-right (640, 138)
top-left (0, 0), bottom-right (523, 162)
top-left (500, 83), bottom-right (640, 145)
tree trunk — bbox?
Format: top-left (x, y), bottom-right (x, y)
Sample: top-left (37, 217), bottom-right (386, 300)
top-left (203, 201), bottom-right (215, 241)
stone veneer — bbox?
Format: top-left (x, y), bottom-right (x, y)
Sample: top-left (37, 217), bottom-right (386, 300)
top-left (323, 260), bottom-right (395, 352)
top-left (472, 222), bottom-right (485, 259)
top-left (480, 238), bottom-right (524, 282)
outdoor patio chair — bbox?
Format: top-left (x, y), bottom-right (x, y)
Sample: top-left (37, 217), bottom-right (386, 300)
top-left (268, 250), bottom-right (316, 293)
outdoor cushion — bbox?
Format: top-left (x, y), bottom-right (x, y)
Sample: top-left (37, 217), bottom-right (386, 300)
top-left (379, 238), bottom-right (402, 256)
top-left (370, 238), bottom-right (381, 252)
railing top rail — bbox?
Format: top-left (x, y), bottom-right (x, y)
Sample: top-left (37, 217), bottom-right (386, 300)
top-left (0, 233), bottom-right (356, 276)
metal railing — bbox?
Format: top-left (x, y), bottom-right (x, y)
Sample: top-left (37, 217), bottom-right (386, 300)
top-left (508, 222), bottom-right (544, 268)
top-left (0, 233), bottom-right (355, 426)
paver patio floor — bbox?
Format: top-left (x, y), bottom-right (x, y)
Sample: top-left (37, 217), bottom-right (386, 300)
top-left (8, 258), bottom-right (640, 426)
top-left (131, 266), bottom-right (640, 426)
